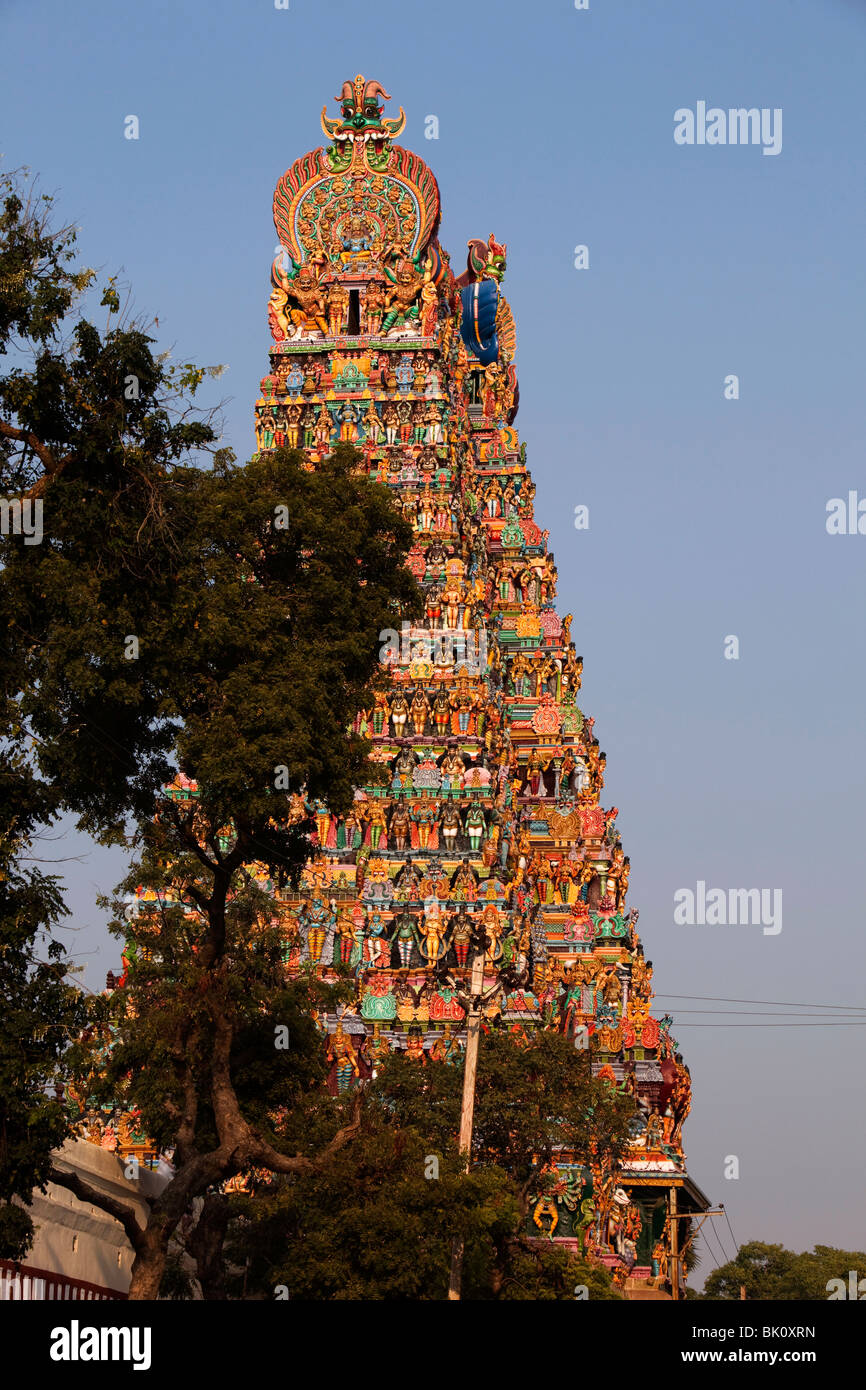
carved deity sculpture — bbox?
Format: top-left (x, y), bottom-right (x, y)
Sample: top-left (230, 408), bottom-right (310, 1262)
top-left (271, 257), bottom-right (329, 339)
top-left (381, 250), bottom-right (433, 334)
top-left (328, 1021), bottom-right (360, 1092)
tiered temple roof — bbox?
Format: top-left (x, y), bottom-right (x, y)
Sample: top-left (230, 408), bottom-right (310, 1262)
top-left (243, 77), bottom-right (706, 1292)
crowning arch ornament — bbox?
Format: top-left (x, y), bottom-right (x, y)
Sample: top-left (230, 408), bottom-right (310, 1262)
top-left (270, 76), bottom-right (442, 349)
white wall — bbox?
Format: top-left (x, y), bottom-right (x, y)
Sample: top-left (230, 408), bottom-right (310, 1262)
top-left (21, 1139), bottom-right (167, 1295)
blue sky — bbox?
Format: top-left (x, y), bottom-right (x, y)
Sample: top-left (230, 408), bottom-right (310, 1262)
top-left (3, 0), bottom-right (865, 1278)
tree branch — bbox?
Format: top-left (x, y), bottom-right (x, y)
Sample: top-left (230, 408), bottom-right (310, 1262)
top-left (247, 1094), bottom-right (363, 1175)
top-left (48, 1163), bottom-right (147, 1252)
top-left (208, 1007), bottom-right (363, 1177)
top-left (0, 420), bottom-right (65, 493)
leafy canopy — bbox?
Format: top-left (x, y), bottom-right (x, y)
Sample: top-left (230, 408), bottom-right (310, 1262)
top-left (228, 1030), bottom-right (634, 1300)
top-left (701, 1240), bottom-right (866, 1301)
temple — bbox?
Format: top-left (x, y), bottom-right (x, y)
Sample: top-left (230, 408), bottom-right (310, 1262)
top-left (246, 76), bottom-right (708, 1296)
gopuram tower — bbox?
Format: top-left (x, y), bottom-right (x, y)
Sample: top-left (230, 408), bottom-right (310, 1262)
top-left (253, 77), bottom-right (708, 1295)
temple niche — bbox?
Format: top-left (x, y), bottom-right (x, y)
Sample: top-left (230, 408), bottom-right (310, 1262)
top-left (248, 74), bottom-right (706, 1297)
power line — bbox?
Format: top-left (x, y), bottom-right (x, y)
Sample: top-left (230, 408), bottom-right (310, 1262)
top-left (703, 1214), bottom-right (732, 1269)
top-left (671, 1021), bottom-right (866, 1028)
top-left (654, 993), bottom-right (866, 1013)
top-left (662, 1009), bottom-right (866, 1018)
top-left (720, 1205), bottom-right (739, 1258)
top-left (712, 1212), bottom-right (736, 1265)
top-left (706, 1217), bottom-right (733, 1273)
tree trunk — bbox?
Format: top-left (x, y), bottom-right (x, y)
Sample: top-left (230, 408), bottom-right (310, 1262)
top-left (128, 1219), bottom-right (172, 1299)
top-left (125, 1156), bottom-right (228, 1299)
top-left (187, 1195), bottom-right (231, 1300)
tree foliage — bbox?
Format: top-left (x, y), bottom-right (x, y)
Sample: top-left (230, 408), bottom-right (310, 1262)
top-left (0, 167), bottom-right (223, 1257)
top-left (0, 841), bottom-right (86, 1258)
top-left (0, 168), bottom-right (422, 1287)
top-left (228, 1031), bottom-right (633, 1300)
top-left (701, 1240), bottom-right (866, 1301)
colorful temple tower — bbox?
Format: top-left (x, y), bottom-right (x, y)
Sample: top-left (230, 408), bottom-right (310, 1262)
top-left (254, 77), bottom-right (707, 1296)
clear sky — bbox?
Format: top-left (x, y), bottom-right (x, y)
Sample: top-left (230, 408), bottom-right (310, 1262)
top-left (3, 0), bottom-right (865, 1280)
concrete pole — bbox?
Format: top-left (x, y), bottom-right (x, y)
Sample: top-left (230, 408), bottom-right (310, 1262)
top-left (670, 1185), bottom-right (679, 1301)
top-left (447, 945), bottom-right (486, 1301)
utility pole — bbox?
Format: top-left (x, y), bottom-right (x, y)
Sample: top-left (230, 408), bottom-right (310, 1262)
top-left (447, 941), bottom-right (486, 1301)
top-left (670, 1185), bottom-right (679, 1301)
top-left (667, 1208), bottom-right (721, 1300)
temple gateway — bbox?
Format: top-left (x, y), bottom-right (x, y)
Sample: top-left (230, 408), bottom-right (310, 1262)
top-left (250, 76), bottom-right (707, 1296)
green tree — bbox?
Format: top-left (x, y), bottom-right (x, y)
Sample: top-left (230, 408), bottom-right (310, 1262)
top-left (701, 1240), bottom-right (866, 1300)
top-left (0, 826), bottom-right (87, 1258)
top-left (0, 167), bottom-right (226, 1259)
top-left (0, 169), bottom-right (421, 1290)
top-left (229, 1030), bottom-right (633, 1300)
top-left (73, 439), bottom-right (421, 1299)
top-left (73, 891), bottom-right (361, 1299)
